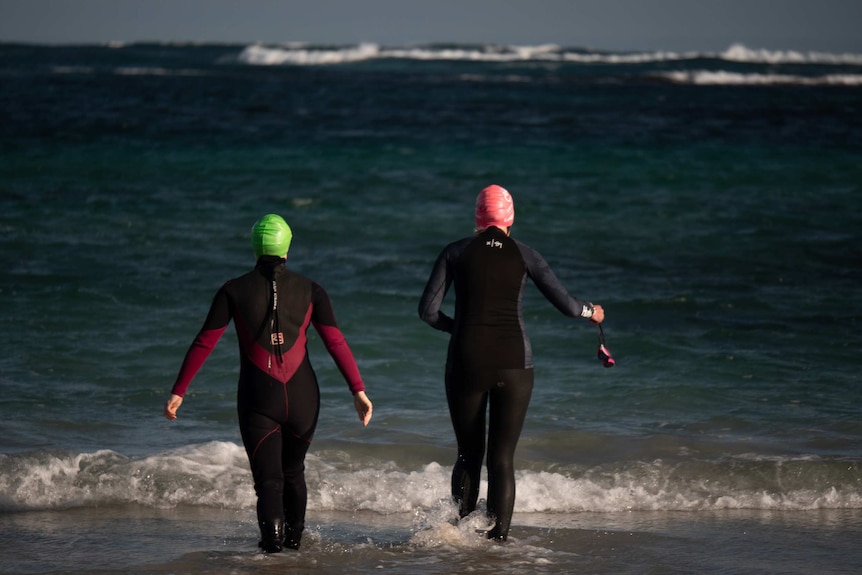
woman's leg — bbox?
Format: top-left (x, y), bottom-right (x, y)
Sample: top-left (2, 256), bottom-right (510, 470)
top-left (238, 410), bottom-right (286, 552)
top-left (280, 358), bottom-right (320, 549)
top-left (445, 367), bottom-right (488, 518)
top-left (485, 368), bottom-right (534, 541)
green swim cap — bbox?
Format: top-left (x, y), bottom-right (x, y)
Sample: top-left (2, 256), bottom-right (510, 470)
top-left (251, 214), bottom-right (292, 258)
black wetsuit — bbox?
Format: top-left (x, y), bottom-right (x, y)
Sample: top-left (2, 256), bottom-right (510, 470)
top-left (171, 256), bottom-right (364, 548)
top-left (418, 227), bottom-right (593, 541)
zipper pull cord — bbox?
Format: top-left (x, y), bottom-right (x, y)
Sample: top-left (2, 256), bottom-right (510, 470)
top-left (268, 279), bottom-right (283, 370)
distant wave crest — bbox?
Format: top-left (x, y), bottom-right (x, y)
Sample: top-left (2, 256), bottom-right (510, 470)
top-left (236, 42), bottom-right (862, 67)
top-left (721, 43), bottom-right (862, 65)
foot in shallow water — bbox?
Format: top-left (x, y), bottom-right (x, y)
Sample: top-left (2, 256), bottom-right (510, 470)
top-left (258, 539), bottom-right (283, 553)
top-left (258, 519), bottom-right (284, 553)
top-left (283, 526), bottom-right (302, 550)
top-left (484, 527), bottom-right (506, 542)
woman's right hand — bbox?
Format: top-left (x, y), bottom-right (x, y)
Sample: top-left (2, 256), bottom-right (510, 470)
top-left (353, 391), bottom-right (373, 426)
top-left (590, 304), bottom-right (605, 324)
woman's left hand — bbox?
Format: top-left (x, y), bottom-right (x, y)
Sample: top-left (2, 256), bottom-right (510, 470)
top-left (164, 394), bottom-right (183, 420)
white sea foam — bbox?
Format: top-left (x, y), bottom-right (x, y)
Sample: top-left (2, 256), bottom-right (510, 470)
top-left (239, 43), bottom-right (383, 65)
top-left (0, 442), bottom-right (255, 511)
top-left (657, 70), bottom-right (862, 86)
top-left (1, 443), bottom-right (859, 514)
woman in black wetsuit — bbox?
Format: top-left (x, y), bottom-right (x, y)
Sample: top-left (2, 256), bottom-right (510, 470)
top-left (163, 214), bottom-right (373, 553)
top-left (418, 185), bottom-right (604, 541)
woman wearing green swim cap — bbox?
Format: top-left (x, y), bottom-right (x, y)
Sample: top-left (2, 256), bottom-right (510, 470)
top-left (164, 213), bottom-right (373, 553)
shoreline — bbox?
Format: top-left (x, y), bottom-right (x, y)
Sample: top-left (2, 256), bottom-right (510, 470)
top-left (1, 506), bottom-right (859, 575)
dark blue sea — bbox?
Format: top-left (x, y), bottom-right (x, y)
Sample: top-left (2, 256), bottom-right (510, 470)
top-left (1, 42), bottom-right (861, 574)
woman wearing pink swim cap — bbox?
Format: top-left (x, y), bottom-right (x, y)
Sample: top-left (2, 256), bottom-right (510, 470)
top-left (473, 184), bottom-right (515, 229)
top-left (418, 185), bottom-right (604, 542)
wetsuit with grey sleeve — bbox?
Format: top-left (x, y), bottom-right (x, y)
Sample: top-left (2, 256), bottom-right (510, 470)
top-left (418, 226), bottom-right (592, 541)
top-left (418, 226), bottom-right (593, 369)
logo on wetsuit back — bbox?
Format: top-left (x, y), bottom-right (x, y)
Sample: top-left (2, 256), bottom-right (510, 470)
top-left (271, 333), bottom-right (284, 345)
top-left (485, 239), bottom-right (503, 249)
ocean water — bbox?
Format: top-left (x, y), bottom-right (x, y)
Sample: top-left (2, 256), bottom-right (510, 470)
top-left (1, 42), bottom-right (861, 574)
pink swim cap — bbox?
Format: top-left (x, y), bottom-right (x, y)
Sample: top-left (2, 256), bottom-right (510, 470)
top-left (475, 185), bottom-right (515, 229)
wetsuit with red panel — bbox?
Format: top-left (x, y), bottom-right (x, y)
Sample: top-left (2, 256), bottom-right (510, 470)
top-left (171, 255), bottom-right (364, 548)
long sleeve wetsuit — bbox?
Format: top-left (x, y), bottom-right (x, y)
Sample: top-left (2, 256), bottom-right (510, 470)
top-left (171, 255), bottom-right (364, 547)
top-left (418, 226), bottom-right (592, 541)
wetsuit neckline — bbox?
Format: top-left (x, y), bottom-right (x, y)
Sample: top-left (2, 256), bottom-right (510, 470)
top-left (479, 226), bottom-right (509, 238)
top-left (256, 255), bottom-right (286, 268)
